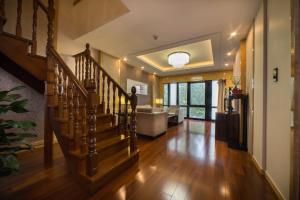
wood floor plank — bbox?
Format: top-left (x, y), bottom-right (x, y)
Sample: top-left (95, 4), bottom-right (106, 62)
top-left (0, 120), bottom-right (278, 200)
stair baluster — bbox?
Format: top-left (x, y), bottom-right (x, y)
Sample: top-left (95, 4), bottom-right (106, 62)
top-left (0, 0), bottom-right (5, 33)
top-left (58, 66), bottom-right (64, 118)
top-left (102, 73), bottom-right (106, 112)
top-left (68, 82), bottom-right (74, 138)
top-left (84, 44), bottom-right (90, 86)
top-left (82, 54), bottom-right (85, 82)
top-left (86, 79), bottom-right (98, 176)
top-left (106, 78), bottom-right (110, 114)
top-left (32, 0), bottom-right (38, 54)
top-left (75, 56), bottom-right (78, 78)
top-left (81, 99), bottom-right (87, 153)
top-left (124, 97), bottom-right (128, 137)
top-left (112, 84), bottom-right (116, 122)
top-left (97, 67), bottom-right (100, 95)
top-left (62, 73), bottom-right (68, 119)
top-left (118, 91), bottom-right (122, 133)
top-left (46, 0), bottom-right (54, 51)
top-left (74, 89), bottom-right (81, 151)
top-left (16, 0), bottom-right (22, 36)
top-left (130, 87), bottom-right (138, 152)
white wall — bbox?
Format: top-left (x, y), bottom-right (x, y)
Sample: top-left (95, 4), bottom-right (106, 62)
top-left (266, 0), bottom-right (291, 198)
top-left (246, 1), bottom-right (292, 199)
top-left (253, 2), bottom-right (265, 168)
top-left (246, 26), bottom-right (254, 154)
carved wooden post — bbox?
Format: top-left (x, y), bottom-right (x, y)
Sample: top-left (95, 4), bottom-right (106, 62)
top-left (130, 87), bottom-right (138, 152)
top-left (81, 100), bottom-right (87, 153)
top-left (0, 0), bottom-right (6, 33)
top-left (68, 82), bottom-right (74, 138)
top-left (118, 91), bottom-right (122, 127)
top-left (74, 90), bottom-right (81, 151)
top-left (124, 97), bottom-right (128, 137)
top-left (106, 79), bottom-right (110, 114)
top-left (32, 0), bottom-right (38, 54)
top-left (46, 0), bottom-right (55, 53)
top-left (84, 43), bottom-right (90, 87)
top-left (102, 73), bottom-right (106, 112)
top-left (112, 84), bottom-right (116, 124)
top-left (16, 0), bottom-right (22, 36)
top-left (86, 79), bottom-right (98, 176)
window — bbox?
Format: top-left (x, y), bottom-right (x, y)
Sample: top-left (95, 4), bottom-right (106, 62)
top-left (163, 84), bottom-right (169, 106)
top-left (178, 83), bottom-right (187, 105)
top-left (178, 83), bottom-right (188, 117)
top-left (162, 80), bottom-right (219, 120)
top-left (170, 83), bottom-right (177, 106)
top-left (190, 83), bottom-right (205, 105)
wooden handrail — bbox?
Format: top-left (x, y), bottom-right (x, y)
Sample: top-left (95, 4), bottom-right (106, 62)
top-left (49, 47), bottom-right (88, 98)
top-left (89, 57), bottom-right (130, 100)
top-left (37, 0), bottom-right (48, 14)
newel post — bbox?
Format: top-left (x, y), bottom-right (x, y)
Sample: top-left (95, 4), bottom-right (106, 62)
top-left (86, 79), bottom-right (98, 176)
top-left (44, 0), bottom-right (56, 167)
top-left (0, 0), bottom-right (6, 33)
top-left (130, 87), bottom-right (138, 152)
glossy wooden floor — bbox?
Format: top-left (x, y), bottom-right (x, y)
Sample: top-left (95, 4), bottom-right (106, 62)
top-left (0, 120), bottom-right (278, 200)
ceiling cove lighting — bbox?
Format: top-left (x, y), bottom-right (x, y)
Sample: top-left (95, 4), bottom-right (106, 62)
top-left (168, 52), bottom-right (190, 68)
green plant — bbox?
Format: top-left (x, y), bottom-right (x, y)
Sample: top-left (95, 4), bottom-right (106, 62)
top-left (0, 86), bottom-right (37, 176)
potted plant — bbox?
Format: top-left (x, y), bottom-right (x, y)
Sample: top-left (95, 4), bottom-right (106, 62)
top-left (0, 86), bottom-right (37, 176)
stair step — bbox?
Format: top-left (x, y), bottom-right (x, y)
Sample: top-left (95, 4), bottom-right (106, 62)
top-left (69, 134), bottom-right (128, 158)
top-left (0, 32), bottom-right (47, 81)
top-left (2, 32), bottom-right (33, 44)
top-left (96, 125), bottom-right (119, 141)
top-left (96, 113), bottom-right (114, 124)
top-left (79, 148), bottom-right (139, 193)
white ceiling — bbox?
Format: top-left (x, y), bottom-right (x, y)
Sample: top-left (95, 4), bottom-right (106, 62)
top-left (75, 0), bottom-right (260, 76)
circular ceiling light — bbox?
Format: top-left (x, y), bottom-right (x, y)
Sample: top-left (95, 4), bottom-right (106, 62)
top-left (168, 52), bottom-right (190, 68)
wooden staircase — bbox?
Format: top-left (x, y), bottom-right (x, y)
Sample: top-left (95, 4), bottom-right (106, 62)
top-left (0, 0), bottom-right (139, 194)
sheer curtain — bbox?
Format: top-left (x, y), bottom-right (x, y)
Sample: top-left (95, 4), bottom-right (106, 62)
top-left (217, 79), bottom-right (226, 112)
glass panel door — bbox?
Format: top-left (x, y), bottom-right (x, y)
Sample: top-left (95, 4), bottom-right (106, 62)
top-left (189, 82), bottom-right (205, 119)
top-left (170, 83), bottom-right (177, 106)
top-left (178, 83), bottom-right (188, 117)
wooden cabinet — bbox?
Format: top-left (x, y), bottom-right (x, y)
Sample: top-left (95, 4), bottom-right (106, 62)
top-left (215, 93), bottom-right (248, 151)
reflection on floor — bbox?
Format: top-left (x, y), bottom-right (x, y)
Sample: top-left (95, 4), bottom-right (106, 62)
top-left (0, 120), bottom-right (278, 200)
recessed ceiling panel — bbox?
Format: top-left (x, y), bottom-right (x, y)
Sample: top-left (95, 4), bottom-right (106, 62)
top-left (137, 39), bottom-right (214, 72)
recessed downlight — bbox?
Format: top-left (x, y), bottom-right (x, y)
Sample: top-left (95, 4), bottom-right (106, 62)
top-left (230, 32), bottom-right (237, 37)
top-left (225, 63), bottom-right (229, 66)
top-left (123, 57), bottom-right (128, 61)
top-left (227, 52), bottom-right (232, 56)
top-left (141, 66), bottom-right (144, 70)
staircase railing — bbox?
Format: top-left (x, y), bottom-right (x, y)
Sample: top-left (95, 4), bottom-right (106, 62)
top-left (0, 0), bottom-right (53, 55)
top-left (0, 0), bottom-right (138, 177)
top-left (73, 44), bottom-right (138, 153)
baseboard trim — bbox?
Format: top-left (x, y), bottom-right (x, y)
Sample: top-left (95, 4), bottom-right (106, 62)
top-left (250, 154), bottom-right (285, 200)
top-left (265, 171), bottom-right (285, 200)
top-left (251, 155), bottom-right (265, 175)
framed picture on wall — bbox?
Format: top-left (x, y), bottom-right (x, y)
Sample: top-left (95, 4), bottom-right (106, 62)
top-left (127, 79), bottom-right (148, 95)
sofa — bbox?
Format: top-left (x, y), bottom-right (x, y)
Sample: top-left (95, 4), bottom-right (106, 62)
top-left (136, 106), bottom-right (168, 137)
top-left (168, 106), bottom-right (185, 124)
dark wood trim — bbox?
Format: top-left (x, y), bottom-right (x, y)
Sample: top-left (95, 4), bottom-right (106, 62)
top-left (292, 0), bottom-right (300, 198)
